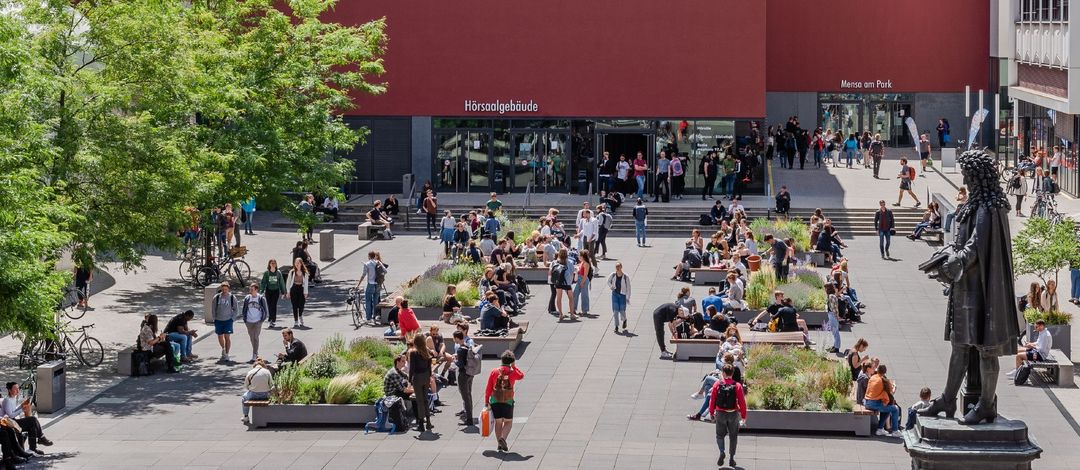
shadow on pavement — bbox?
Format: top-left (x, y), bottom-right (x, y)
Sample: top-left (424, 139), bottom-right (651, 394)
top-left (481, 450), bottom-right (533, 461)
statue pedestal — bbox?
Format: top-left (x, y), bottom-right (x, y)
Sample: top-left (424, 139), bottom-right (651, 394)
top-left (903, 415), bottom-right (1041, 469)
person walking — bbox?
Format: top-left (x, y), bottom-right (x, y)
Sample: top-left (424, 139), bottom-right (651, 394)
top-left (653, 151), bottom-right (671, 202)
top-left (1006, 169), bottom-right (1028, 217)
top-left (844, 134), bottom-right (858, 168)
top-left (652, 303), bottom-right (685, 359)
top-left (869, 134), bottom-right (885, 178)
top-left (259, 259), bottom-right (286, 329)
top-left (874, 200), bottom-right (895, 259)
top-left (212, 283), bottom-right (239, 362)
top-left (633, 199), bottom-right (648, 247)
top-left (285, 258), bottom-right (309, 328)
top-left (241, 198), bottom-right (256, 235)
top-left (484, 351), bottom-right (525, 452)
top-left (440, 210), bottom-right (456, 256)
top-left (554, 249), bottom-right (576, 321)
top-left (573, 249), bottom-right (593, 317)
top-left (632, 151), bottom-right (648, 200)
top-left (919, 134), bottom-right (932, 172)
top-left (408, 335), bottom-right (434, 433)
top-left (596, 205), bottom-right (613, 259)
top-left (936, 118), bottom-right (951, 147)
top-left (452, 330), bottom-right (478, 427)
top-left (608, 262), bottom-right (631, 333)
top-left (702, 152), bottom-right (717, 200)
top-left (615, 154), bottom-right (631, 197)
top-left (710, 364), bottom-right (747, 469)
top-left (895, 159), bottom-right (921, 208)
top-left (670, 153), bottom-right (685, 199)
top-left (241, 283), bottom-right (269, 363)
top-left (241, 358), bottom-right (272, 424)
top-left (423, 189), bottom-right (438, 239)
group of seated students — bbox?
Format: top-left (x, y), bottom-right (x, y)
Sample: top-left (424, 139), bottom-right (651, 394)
top-left (686, 333), bottom-right (746, 421)
top-left (907, 202), bottom-right (942, 240)
top-left (809, 210), bottom-right (848, 264)
top-left (847, 339), bottom-right (927, 436)
top-left (138, 311), bottom-right (200, 373)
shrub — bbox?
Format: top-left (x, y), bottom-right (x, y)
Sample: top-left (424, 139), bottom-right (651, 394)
top-left (821, 389), bottom-right (840, 411)
top-left (830, 362), bottom-right (853, 396)
top-left (791, 267), bottom-right (825, 288)
top-left (745, 267), bottom-right (779, 309)
top-left (295, 377), bottom-right (330, 404)
top-left (456, 280), bottom-right (480, 307)
top-left (325, 373), bottom-right (362, 404)
top-left (750, 218), bottom-right (810, 252)
top-left (501, 217), bottom-right (539, 245)
top-left (321, 334), bottom-right (345, 356)
top-left (356, 377), bottom-right (383, 405)
top-left (303, 352), bottom-right (341, 379)
top-left (404, 278), bottom-right (449, 307)
top-left (270, 364), bottom-right (303, 404)
top-left (1023, 307), bottom-right (1073, 325)
top-left (834, 395), bottom-right (855, 412)
top-left (437, 262), bottom-right (486, 285)
top-left (783, 281), bottom-right (827, 311)
top-left (421, 262), bottom-right (451, 281)
top-left (760, 383), bottom-right (801, 410)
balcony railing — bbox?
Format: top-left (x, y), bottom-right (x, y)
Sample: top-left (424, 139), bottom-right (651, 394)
top-left (1016, 21), bottom-right (1070, 68)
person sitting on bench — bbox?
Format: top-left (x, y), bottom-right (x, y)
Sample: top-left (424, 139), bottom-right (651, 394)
top-left (1007, 319), bottom-right (1053, 379)
top-left (2, 382), bottom-right (54, 455)
top-left (138, 314), bottom-right (180, 373)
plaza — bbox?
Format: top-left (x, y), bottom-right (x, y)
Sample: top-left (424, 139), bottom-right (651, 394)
top-left (0, 159), bottom-right (1076, 470)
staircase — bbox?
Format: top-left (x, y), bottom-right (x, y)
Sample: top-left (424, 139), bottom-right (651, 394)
top-left (274, 202), bottom-right (927, 237)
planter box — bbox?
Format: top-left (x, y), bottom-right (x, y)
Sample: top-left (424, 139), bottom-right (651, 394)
top-left (744, 409), bottom-right (873, 436)
top-left (1026, 323), bottom-right (1071, 360)
top-left (516, 267), bottom-right (550, 284)
top-left (250, 403), bottom-right (376, 428)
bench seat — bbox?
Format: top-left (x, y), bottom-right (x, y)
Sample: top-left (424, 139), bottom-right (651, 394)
top-left (386, 320), bottom-right (529, 358)
top-left (1030, 349), bottom-right (1074, 387)
top-left (358, 222), bottom-right (383, 240)
top-left (690, 268), bottom-right (728, 286)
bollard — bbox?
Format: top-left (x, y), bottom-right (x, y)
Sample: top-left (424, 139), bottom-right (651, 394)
top-left (319, 229), bottom-right (335, 261)
top-left (203, 285), bottom-right (219, 324)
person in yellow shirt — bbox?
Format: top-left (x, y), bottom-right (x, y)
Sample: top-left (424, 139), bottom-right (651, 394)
top-left (863, 364), bottom-right (901, 436)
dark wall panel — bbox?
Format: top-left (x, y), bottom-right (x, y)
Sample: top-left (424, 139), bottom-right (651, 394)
top-left (343, 117), bottom-right (411, 195)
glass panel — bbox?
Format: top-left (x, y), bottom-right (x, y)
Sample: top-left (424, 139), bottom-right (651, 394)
top-left (434, 119), bottom-right (490, 129)
top-left (549, 133), bottom-right (569, 190)
top-left (595, 119), bottom-right (654, 129)
top-left (492, 129), bottom-right (512, 193)
top-left (821, 103), bottom-right (861, 139)
top-left (434, 132), bottom-right (463, 192)
top-left (511, 120), bottom-right (569, 129)
top-left (466, 131), bottom-right (490, 192)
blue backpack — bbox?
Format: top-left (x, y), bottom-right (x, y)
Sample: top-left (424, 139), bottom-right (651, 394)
top-left (364, 398), bottom-right (397, 434)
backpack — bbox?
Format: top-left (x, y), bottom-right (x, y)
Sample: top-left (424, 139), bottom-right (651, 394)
top-left (374, 262), bottom-right (387, 285)
top-left (908, 166), bottom-right (916, 179)
top-left (699, 214), bottom-right (714, 226)
top-left (1050, 178), bottom-right (1060, 194)
top-left (131, 349), bottom-right (152, 377)
top-left (550, 263), bottom-right (567, 286)
top-left (364, 398), bottom-right (397, 434)
top-left (713, 381), bottom-right (738, 409)
top-left (1010, 175), bottom-right (1022, 189)
top-left (1014, 362), bottom-right (1033, 385)
top-left (492, 367), bottom-right (514, 403)
top-left (465, 343), bottom-right (483, 376)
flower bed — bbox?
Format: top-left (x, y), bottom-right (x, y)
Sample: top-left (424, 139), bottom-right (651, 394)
top-left (403, 262), bottom-right (483, 308)
top-left (271, 336), bottom-right (404, 406)
top-left (744, 345), bottom-right (853, 412)
top-left (750, 218), bottom-right (810, 252)
top-left (745, 266), bottom-right (826, 311)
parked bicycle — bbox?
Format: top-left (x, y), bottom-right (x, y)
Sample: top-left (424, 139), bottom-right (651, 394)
top-left (192, 246), bottom-right (252, 288)
top-left (22, 323), bottom-right (104, 368)
top-left (345, 284), bottom-right (390, 327)
top-left (1030, 193), bottom-right (1064, 223)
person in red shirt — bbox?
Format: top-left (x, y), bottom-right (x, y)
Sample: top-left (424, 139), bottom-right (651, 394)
top-left (397, 299), bottom-right (421, 343)
top-left (708, 364), bottom-right (747, 468)
top-left (632, 151), bottom-right (648, 199)
top-left (484, 351), bottom-right (525, 452)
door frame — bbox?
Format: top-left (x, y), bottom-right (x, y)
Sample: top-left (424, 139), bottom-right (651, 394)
top-left (595, 129), bottom-right (655, 195)
top-left (819, 101), bottom-right (863, 138)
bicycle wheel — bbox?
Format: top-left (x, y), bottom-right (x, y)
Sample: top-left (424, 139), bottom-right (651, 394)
top-left (228, 259), bottom-right (252, 286)
top-left (78, 337), bottom-right (105, 367)
top-left (65, 292), bottom-right (88, 320)
top-left (179, 259), bottom-right (194, 283)
top-left (18, 339), bottom-right (38, 368)
top-left (350, 300), bottom-right (362, 327)
top-left (195, 266), bottom-right (220, 287)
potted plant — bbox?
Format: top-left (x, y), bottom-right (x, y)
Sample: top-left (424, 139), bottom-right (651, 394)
top-left (1023, 308), bottom-right (1072, 358)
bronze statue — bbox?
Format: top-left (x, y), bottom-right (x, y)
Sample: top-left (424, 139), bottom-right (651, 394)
top-left (919, 150), bottom-right (1023, 425)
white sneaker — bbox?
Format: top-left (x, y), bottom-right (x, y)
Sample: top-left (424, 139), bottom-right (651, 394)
top-left (1006, 369), bottom-right (1017, 379)
top-left (220, 352), bottom-right (227, 361)
top-left (269, 321), bottom-right (275, 328)
top-left (660, 351), bottom-right (674, 359)
top-left (875, 429), bottom-right (888, 436)
top-left (299, 318), bottom-right (304, 327)
top-left (690, 393), bottom-right (703, 399)
top-left (294, 321), bottom-right (299, 328)
top-left (890, 431), bottom-right (904, 437)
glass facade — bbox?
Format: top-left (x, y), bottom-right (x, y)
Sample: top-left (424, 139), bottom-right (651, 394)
top-left (818, 94), bottom-right (916, 147)
top-left (432, 118), bottom-right (761, 195)
top-left (1016, 101), bottom-right (1079, 196)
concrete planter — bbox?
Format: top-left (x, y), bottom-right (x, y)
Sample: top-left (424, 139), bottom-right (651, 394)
top-left (250, 403), bottom-right (376, 428)
top-left (1026, 323), bottom-right (1071, 359)
top-left (406, 306), bottom-right (479, 322)
top-left (744, 409), bottom-right (872, 436)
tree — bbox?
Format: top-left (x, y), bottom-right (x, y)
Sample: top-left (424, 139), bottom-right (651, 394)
top-left (0, 0), bottom-right (386, 334)
top-left (1013, 216), bottom-right (1080, 286)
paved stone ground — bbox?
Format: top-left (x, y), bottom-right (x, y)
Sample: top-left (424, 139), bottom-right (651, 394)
top-left (5, 155), bottom-right (1080, 469)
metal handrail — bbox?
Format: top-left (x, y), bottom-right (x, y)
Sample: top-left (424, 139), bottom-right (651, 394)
top-left (522, 181), bottom-right (533, 213)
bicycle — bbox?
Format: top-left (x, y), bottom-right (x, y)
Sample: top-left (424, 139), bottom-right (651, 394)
top-left (1030, 193), bottom-right (1064, 223)
top-left (194, 248), bottom-right (252, 288)
top-left (29, 323), bottom-right (104, 368)
top-left (345, 287), bottom-right (363, 327)
top-left (59, 284), bottom-right (89, 320)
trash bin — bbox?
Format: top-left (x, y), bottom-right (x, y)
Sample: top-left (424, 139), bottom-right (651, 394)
top-left (577, 170), bottom-right (589, 196)
top-left (36, 360), bottom-right (65, 413)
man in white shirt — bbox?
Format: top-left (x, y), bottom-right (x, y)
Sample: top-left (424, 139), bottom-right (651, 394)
top-left (727, 198), bottom-right (745, 217)
top-left (2, 382), bottom-right (53, 453)
top-left (1008, 320), bottom-right (1053, 378)
top-left (576, 210), bottom-right (598, 255)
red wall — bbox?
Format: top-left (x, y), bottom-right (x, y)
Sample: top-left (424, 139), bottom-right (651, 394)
top-left (766, 0), bottom-right (989, 93)
top-left (326, 1), bottom-right (766, 118)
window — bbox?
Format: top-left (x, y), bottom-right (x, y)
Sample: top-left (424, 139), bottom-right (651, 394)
top-left (1022, 0), bottom-right (1070, 21)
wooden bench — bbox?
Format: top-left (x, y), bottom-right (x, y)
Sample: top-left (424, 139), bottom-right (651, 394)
top-left (671, 325), bottom-right (804, 361)
top-left (1030, 349), bottom-right (1074, 387)
top-left (848, 389), bottom-right (877, 436)
top-left (691, 268), bottom-right (728, 286)
top-left (242, 400), bottom-right (270, 408)
top-left (358, 222), bottom-right (383, 240)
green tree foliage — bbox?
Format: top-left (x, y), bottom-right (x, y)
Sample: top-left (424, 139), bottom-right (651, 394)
top-left (1013, 216), bottom-right (1080, 285)
top-left (0, 0), bottom-right (386, 334)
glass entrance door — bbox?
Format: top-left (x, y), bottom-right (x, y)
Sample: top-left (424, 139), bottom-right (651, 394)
top-left (435, 130), bottom-right (495, 193)
top-left (821, 102), bottom-right (861, 138)
top-left (464, 131), bottom-right (490, 192)
top-left (434, 131), bottom-right (465, 192)
top-left (513, 131), bottom-right (569, 193)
